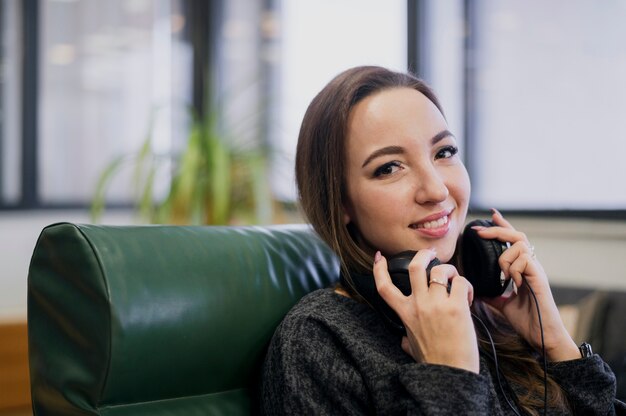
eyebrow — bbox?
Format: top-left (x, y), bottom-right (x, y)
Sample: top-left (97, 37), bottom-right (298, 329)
top-left (360, 129), bottom-right (455, 168)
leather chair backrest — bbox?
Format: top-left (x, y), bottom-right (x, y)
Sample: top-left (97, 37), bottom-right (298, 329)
top-left (27, 223), bottom-right (339, 415)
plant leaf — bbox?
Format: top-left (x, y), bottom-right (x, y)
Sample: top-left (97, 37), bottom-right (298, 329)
top-left (90, 155), bottom-right (127, 223)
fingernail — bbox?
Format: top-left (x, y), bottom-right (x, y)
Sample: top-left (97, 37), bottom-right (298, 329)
top-left (471, 225), bottom-right (486, 231)
top-left (374, 251), bottom-right (382, 264)
top-left (491, 208), bottom-right (500, 216)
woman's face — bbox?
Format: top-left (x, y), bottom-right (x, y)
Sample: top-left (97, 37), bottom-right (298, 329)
top-left (343, 87), bottom-right (470, 263)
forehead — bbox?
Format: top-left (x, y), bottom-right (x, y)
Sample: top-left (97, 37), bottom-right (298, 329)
top-left (346, 87), bottom-right (447, 150)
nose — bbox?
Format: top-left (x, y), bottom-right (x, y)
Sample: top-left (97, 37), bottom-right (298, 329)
top-left (413, 166), bottom-right (449, 204)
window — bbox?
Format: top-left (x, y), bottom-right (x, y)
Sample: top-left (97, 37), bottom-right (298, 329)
top-left (466, 0), bottom-right (626, 212)
top-left (39, 0), bottom-right (192, 205)
top-left (0, 0), bottom-right (194, 208)
top-left (269, 0), bottom-right (407, 201)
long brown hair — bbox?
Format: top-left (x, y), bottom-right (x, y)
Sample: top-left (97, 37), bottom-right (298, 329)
top-left (295, 65), bottom-right (570, 414)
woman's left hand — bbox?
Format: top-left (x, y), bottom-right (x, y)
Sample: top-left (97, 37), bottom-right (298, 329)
top-left (472, 209), bottom-right (581, 362)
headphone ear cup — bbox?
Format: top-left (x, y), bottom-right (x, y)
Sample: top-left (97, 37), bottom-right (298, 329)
top-left (342, 251), bottom-right (442, 336)
top-left (462, 219), bottom-right (509, 297)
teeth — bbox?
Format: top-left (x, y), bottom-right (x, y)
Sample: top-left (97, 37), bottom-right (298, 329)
top-left (416, 215), bottom-right (448, 229)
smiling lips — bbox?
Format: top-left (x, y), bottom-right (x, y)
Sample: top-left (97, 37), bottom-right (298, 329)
top-left (409, 211), bottom-right (452, 237)
top-left (415, 215), bottom-right (448, 230)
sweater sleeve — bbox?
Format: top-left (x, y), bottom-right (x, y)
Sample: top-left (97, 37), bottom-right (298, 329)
top-left (548, 354), bottom-right (626, 415)
top-left (398, 362), bottom-right (497, 415)
top-left (261, 316), bottom-right (372, 415)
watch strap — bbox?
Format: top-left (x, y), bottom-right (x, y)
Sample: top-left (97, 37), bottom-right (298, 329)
top-left (579, 342), bottom-right (593, 358)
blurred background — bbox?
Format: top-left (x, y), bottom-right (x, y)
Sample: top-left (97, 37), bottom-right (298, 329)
top-left (1, 0), bottom-right (626, 413)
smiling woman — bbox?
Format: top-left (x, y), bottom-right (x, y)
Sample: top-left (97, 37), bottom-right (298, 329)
top-left (261, 66), bottom-right (625, 415)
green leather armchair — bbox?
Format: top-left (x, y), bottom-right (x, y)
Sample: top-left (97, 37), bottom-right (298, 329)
top-left (27, 223), bottom-right (339, 415)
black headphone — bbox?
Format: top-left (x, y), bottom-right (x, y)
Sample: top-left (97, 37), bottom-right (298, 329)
top-left (342, 219), bottom-right (511, 335)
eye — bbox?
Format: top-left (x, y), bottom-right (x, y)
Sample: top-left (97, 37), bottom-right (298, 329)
top-left (435, 145), bottom-right (459, 160)
top-left (373, 161), bottom-right (402, 177)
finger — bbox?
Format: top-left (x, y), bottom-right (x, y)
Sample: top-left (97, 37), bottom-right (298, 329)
top-left (469, 208), bottom-right (524, 244)
top-left (508, 252), bottom-right (541, 288)
top-left (407, 249), bottom-right (437, 295)
top-left (498, 241), bottom-right (534, 280)
top-left (448, 275), bottom-right (474, 307)
top-left (472, 226), bottom-right (528, 246)
top-left (427, 264), bottom-right (457, 293)
top-left (372, 252), bottom-right (406, 306)
top-left (507, 258), bottom-right (526, 288)
top-left (491, 208), bottom-right (513, 229)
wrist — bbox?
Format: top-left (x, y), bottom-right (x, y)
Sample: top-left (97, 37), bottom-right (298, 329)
top-left (546, 338), bottom-right (581, 362)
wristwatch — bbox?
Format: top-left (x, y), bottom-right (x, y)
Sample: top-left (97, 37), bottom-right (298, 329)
top-left (579, 342), bottom-right (593, 358)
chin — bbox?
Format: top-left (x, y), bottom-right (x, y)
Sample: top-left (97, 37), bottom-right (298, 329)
top-left (432, 239), bottom-right (459, 263)
top-left (438, 251), bottom-right (456, 264)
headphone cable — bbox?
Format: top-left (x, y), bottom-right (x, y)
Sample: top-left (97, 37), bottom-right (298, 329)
top-left (472, 277), bottom-right (548, 416)
top-left (472, 312), bottom-right (523, 416)
top-left (524, 277), bottom-right (547, 416)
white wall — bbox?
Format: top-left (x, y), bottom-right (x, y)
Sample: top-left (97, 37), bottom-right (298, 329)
top-left (1, 211), bottom-right (625, 321)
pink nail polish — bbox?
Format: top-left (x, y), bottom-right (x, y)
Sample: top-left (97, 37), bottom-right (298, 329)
top-left (374, 251), bottom-right (382, 264)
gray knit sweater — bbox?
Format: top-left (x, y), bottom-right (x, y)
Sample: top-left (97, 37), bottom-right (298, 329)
top-left (261, 288), bottom-right (625, 415)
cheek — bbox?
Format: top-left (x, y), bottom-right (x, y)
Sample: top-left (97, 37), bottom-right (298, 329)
top-left (448, 168), bottom-right (471, 211)
top-left (352, 185), bottom-right (411, 224)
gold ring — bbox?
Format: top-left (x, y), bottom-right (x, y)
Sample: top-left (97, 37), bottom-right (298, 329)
top-left (430, 278), bottom-right (448, 289)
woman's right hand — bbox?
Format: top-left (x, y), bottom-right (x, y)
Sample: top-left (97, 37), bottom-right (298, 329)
top-left (373, 249), bottom-right (480, 373)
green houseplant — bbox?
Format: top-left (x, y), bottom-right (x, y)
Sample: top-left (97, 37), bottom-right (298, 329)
top-left (91, 111), bottom-right (274, 226)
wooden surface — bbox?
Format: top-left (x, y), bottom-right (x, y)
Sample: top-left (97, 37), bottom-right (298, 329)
top-left (0, 321), bottom-right (31, 411)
